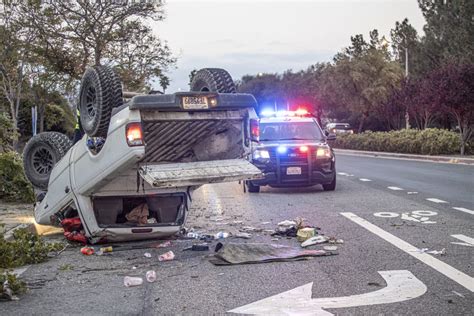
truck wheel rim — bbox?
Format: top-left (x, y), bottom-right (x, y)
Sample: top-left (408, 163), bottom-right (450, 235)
top-left (32, 146), bottom-right (54, 175)
top-left (85, 85), bottom-right (97, 120)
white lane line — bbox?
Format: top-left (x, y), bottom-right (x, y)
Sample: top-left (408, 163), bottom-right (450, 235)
top-left (359, 178), bottom-right (372, 182)
top-left (452, 207), bottom-right (474, 215)
top-left (340, 212), bottom-right (474, 292)
top-left (338, 172), bottom-right (349, 176)
top-left (387, 186), bottom-right (404, 191)
top-left (426, 198), bottom-right (448, 204)
top-left (451, 235), bottom-right (474, 247)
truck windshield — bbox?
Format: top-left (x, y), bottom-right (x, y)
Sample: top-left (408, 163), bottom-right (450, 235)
top-left (260, 121), bottom-right (324, 141)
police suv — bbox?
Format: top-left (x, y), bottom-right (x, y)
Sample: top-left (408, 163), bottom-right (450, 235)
top-left (246, 109), bottom-right (336, 193)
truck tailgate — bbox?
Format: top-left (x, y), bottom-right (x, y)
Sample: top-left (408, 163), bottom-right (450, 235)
top-left (139, 159), bottom-right (262, 188)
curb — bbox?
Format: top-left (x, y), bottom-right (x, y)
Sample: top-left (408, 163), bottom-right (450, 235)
top-left (334, 149), bottom-right (474, 165)
top-left (4, 223), bottom-right (37, 241)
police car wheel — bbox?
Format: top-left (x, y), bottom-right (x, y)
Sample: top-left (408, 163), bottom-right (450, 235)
top-left (23, 132), bottom-right (72, 190)
top-left (190, 68), bottom-right (236, 93)
top-left (78, 65), bottom-right (123, 138)
top-left (246, 180), bottom-right (260, 193)
top-left (322, 175), bottom-right (336, 191)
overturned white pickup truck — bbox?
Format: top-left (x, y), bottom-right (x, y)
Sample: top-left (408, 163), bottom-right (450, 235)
top-left (23, 66), bottom-right (261, 243)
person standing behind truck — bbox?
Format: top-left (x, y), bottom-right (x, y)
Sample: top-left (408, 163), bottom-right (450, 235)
top-left (73, 108), bottom-right (84, 144)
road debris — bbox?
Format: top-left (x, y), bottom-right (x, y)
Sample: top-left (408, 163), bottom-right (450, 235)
top-left (80, 246), bottom-right (95, 256)
top-left (272, 226), bottom-right (297, 237)
top-left (183, 244), bottom-right (209, 251)
top-left (296, 227), bottom-right (316, 242)
top-left (414, 248), bottom-right (446, 255)
top-left (124, 276), bottom-right (143, 287)
top-left (144, 252), bottom-right (152, 258)
top-left (215, 232), bottom-right (230, 239)
top-left (146, 271), bottom-right (157, 283)
top-left (301, 236), bottom-right (329, 247)
top-left (234, 232), bottom-right (252, 239)
top-left (158, 251), bottom-right (175, 261)
top-left (328, 237), bottom-right (344, 244)
top-left (278, 220), bottom-right (296, 227)
top-left (125, 203), bottom-right (149, 225)
top-left (323, 245), bottom-right (338, 251)
top-left (210, 242), bottom-right (336, 265)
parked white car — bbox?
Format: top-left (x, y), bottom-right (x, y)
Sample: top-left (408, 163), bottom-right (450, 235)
top-left (23, 66), bottom-right (261, 243)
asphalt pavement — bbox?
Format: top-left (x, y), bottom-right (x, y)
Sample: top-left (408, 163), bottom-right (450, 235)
top-left (2, 155), bottom-right (473, 315)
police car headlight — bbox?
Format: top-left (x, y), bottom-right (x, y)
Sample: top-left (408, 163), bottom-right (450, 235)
top-left (254, 150), bottom-right (270, 160)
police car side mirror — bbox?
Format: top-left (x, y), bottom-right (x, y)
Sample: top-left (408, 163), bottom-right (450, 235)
top-left (327, 133), bottom-right (336, 141)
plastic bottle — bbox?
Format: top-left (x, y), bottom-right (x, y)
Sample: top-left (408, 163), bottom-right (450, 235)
top-left (146, 270), bottom-right (157, 283)
top-left (214, 232), bottom-right (229, 239)
top-left (124, 276), bottom-right (143, 287)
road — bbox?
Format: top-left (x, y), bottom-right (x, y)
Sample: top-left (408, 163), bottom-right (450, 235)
top-left (3, 154), bottom-right (473, 315)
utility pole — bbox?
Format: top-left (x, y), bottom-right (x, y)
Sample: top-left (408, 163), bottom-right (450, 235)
top-left (404, 43), bottom-right (410, 129)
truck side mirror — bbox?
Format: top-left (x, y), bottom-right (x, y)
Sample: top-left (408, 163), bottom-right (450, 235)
top-left (326, 133), bottom-right (336, 141)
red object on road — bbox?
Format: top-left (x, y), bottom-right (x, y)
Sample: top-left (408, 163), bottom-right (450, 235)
top-left (61, 217), bottom-right (87, 244)
top-left (81, 246), bottom-right (95, 256)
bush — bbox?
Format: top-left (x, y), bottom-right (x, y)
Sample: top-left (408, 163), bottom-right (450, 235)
top-left (0, 151), bottom-right (34, 203)
top-left (333, 128), bottom-right (466, 155)
top-left (0, 113), bottom-right (18, 152)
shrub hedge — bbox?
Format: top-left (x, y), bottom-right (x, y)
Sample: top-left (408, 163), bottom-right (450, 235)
top-left (0, 151), bottom-right (34, 203)
top-left (333, 128), bottom-right (467, 155)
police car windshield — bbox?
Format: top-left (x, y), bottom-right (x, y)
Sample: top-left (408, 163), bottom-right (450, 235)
top-left (260, 121), bottom-right (324, 141)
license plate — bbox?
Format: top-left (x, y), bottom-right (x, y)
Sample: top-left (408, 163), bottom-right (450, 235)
top-left (286, 167), bottom-right (302, 175)
top-left (182, 96), bottom-right (208, 109)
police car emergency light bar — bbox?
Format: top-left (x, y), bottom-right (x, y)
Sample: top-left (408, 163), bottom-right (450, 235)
top-left (260, 109), bottom-right (310, 117)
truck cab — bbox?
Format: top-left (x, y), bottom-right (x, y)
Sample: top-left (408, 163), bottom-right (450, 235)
top-left (247, 109), bottom-right (336, 193)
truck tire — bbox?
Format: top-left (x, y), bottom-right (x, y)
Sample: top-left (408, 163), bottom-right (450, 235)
top-left (78, 65), bottom-right (123, 138)
top-left (23, 132), bottom-right (72, 190)
top-left (322, 174), bottom-right (336, 191)
top-left (190, 68), bottom-right (236, 93)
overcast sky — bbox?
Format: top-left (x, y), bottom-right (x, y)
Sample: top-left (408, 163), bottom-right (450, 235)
top-left (154, 0), bottom-right (425, 92)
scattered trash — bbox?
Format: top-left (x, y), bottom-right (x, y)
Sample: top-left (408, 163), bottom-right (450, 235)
top-left (272, 226), bottom-right (297, 237)
top-left (328, 237), bottom-right (344, 244)
top-left (301, 236), bottom-right (329, 248)
top-left (187, 232), bottom-right (200, 239)
top-left (278, 220), bottom-right (296, 227)
top-left (146, 271), bottom-right (157, 283)
top-left (199, 234), bottom-right (215, 242)
top-left (234, 232), bottom-right (252, 239)
top-left (80, 246), bottom-right (95, 256)
top-left (232, 220), bottom-right (243, 225)
top-left (210, 242), bottom-right (336, 265)
top-left (96, 246), bottom-right (113, 255)
top-left (157, 241), bottom-right (172, 248)
top-left (271, 238), bottom-right (280, 241)
top-left (158, 251), bottom-right (175, 261)
top-left (323, 246), bottom-right (338, 251)
top-left (214, 232), bottom-right (230, 239)
top-left (126, 203), bottom-right (149, 225)
top-left (132, 266), bottom-right (137, 270)
top-left (183, 244), bottom-right (210, 251)
top-left (261, 221), bottom-right (271, 225)
top-left (144, 252), bottom-right (152, 258)
top-left (240, 226), bottom-right (262, 232)
top-left (413, 248), bottom-right (446, 255)
top-left (124, 276), bottom-right (143, 287)
top-left (296, 227), bottom-right (316, 242)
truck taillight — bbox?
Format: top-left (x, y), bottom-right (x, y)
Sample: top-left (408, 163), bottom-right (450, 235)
top-left (126, 123), bottom-right (143, 146)
top-left (250, 119), bottom-right (259, 141)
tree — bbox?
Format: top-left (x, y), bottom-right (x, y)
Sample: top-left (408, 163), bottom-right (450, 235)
top-left (0, 5), bottom-right (34, 149)
top-left (322, 32), bottom-right (404, 132)
top-left (14, 0), bottom-right (175, 94)
top-left (418, 0), bottom-right (474, 66)
top-left (428, 63), bottom-right (474, 155)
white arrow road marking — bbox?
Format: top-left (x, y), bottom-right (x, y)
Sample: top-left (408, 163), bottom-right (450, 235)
top-left (451, 234), bottom-right (474, 247)
top-left (341, 212), bottom-right (474, 292)
top-left (228, 270), bottom-right (426, 315)
top-left (387, 186), bottom-right (404, 191)
top-left (452, 207), bottom-right (474, 215)
top-left (426, 198), bottom-right (448, 204)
